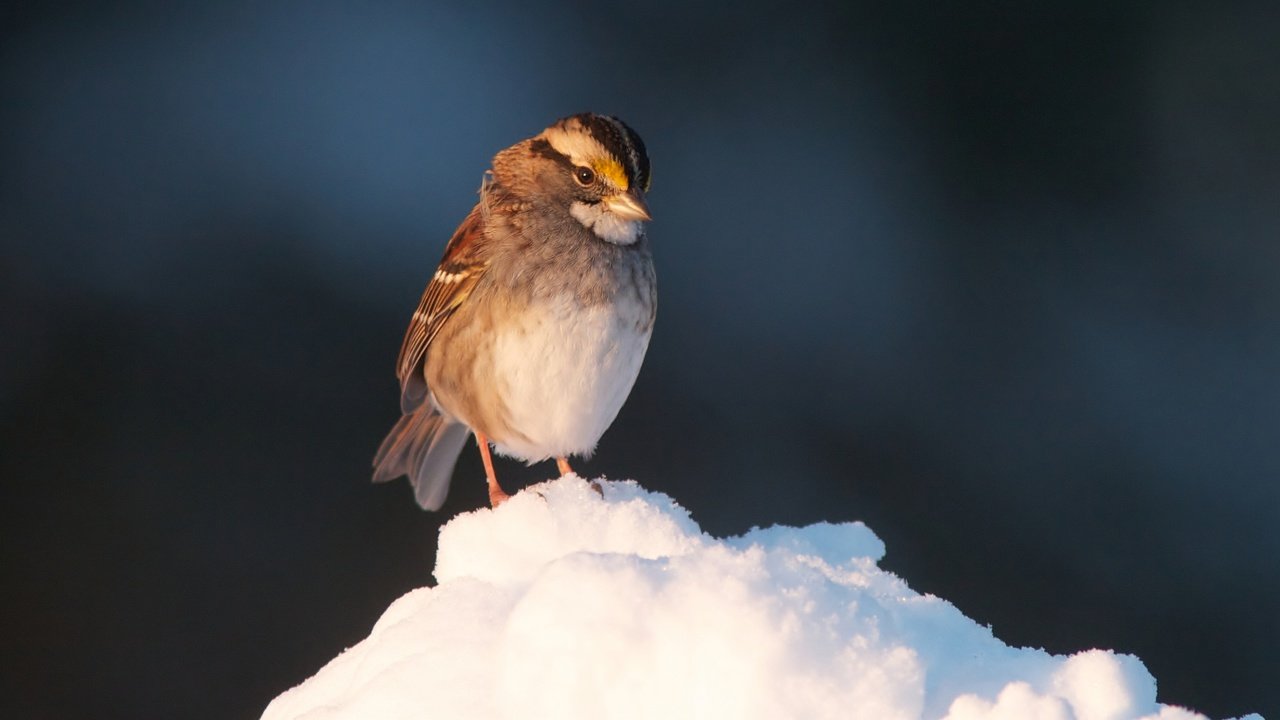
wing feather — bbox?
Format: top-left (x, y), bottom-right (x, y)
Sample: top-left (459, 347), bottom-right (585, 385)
top-left (395, 204), bottom-right (490, 413)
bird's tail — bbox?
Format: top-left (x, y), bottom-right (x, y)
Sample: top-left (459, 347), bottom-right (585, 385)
top-left (372, 409), bottom-right (470, 511)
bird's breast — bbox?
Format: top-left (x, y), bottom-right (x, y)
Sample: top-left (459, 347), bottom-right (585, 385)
top-left (485, 293), bottom-right (652, 462)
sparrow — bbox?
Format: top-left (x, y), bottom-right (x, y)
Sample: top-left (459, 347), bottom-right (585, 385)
top-left (372, 113), bottom-right (656, 510)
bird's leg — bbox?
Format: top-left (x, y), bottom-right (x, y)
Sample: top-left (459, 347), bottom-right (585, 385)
top-left (558, 456), bottom-right (604, 497)
top-left (476, 433), bottom-right (510, 507)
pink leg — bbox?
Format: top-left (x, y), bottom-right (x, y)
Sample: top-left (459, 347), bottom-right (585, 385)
top-left (476, 433), bottom-right (511, 507)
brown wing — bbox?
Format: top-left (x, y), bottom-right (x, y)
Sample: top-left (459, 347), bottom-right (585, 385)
top-left (395, 204), bottom-right (491, 414)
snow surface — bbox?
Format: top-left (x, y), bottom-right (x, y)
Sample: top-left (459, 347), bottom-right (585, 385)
top-left (262, 477), bottom-right (1262, 720)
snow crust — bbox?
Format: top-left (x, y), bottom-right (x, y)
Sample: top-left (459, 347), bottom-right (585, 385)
top-left (262, 477), bottom-right (1262, 720)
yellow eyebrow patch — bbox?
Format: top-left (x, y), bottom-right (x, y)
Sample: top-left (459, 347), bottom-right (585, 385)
top-left (592, 157), bottom-right (629, 191)
top-left (543, 122), bottom-right (632, 191)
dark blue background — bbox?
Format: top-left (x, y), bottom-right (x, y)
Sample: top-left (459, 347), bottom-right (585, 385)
top-left (3, 2), bottom-right (1277, 718)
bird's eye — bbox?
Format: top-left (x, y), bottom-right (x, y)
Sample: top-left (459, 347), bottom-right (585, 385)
top-left (574, 166), bottom-right (596, 186)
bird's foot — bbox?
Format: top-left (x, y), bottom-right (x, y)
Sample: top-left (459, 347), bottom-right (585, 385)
top-left (553, 456), bottom-right (601, 496)
top-left (488, 480), bottom-right (512, 508)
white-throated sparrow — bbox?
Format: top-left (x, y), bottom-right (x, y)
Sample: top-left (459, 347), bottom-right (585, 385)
top-left (372, 113), bottom-right (656, 510)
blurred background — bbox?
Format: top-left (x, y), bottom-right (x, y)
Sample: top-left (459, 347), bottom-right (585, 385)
top-left (2, 1), bottom-right (1277, 717)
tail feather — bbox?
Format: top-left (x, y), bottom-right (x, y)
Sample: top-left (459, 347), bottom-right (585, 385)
top-left (372, 410), bottom-right (470, 511)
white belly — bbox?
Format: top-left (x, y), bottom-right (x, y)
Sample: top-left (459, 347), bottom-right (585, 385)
top-left (488, 296), bottom-right (651, 462)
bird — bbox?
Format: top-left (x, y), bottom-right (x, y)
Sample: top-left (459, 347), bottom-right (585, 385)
top-left (372, 113), bottom-right (656, 510)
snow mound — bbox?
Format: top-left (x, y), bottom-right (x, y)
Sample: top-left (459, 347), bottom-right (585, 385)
top-left (262, 477), bottom-right (1260, 720)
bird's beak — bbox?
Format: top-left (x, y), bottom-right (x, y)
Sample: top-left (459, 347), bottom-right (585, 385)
top-left (604, 190), bottom-right (652, 222)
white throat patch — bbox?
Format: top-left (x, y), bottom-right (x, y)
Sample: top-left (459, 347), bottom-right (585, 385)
top-left (570, 201), bottom-right (643, 245)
